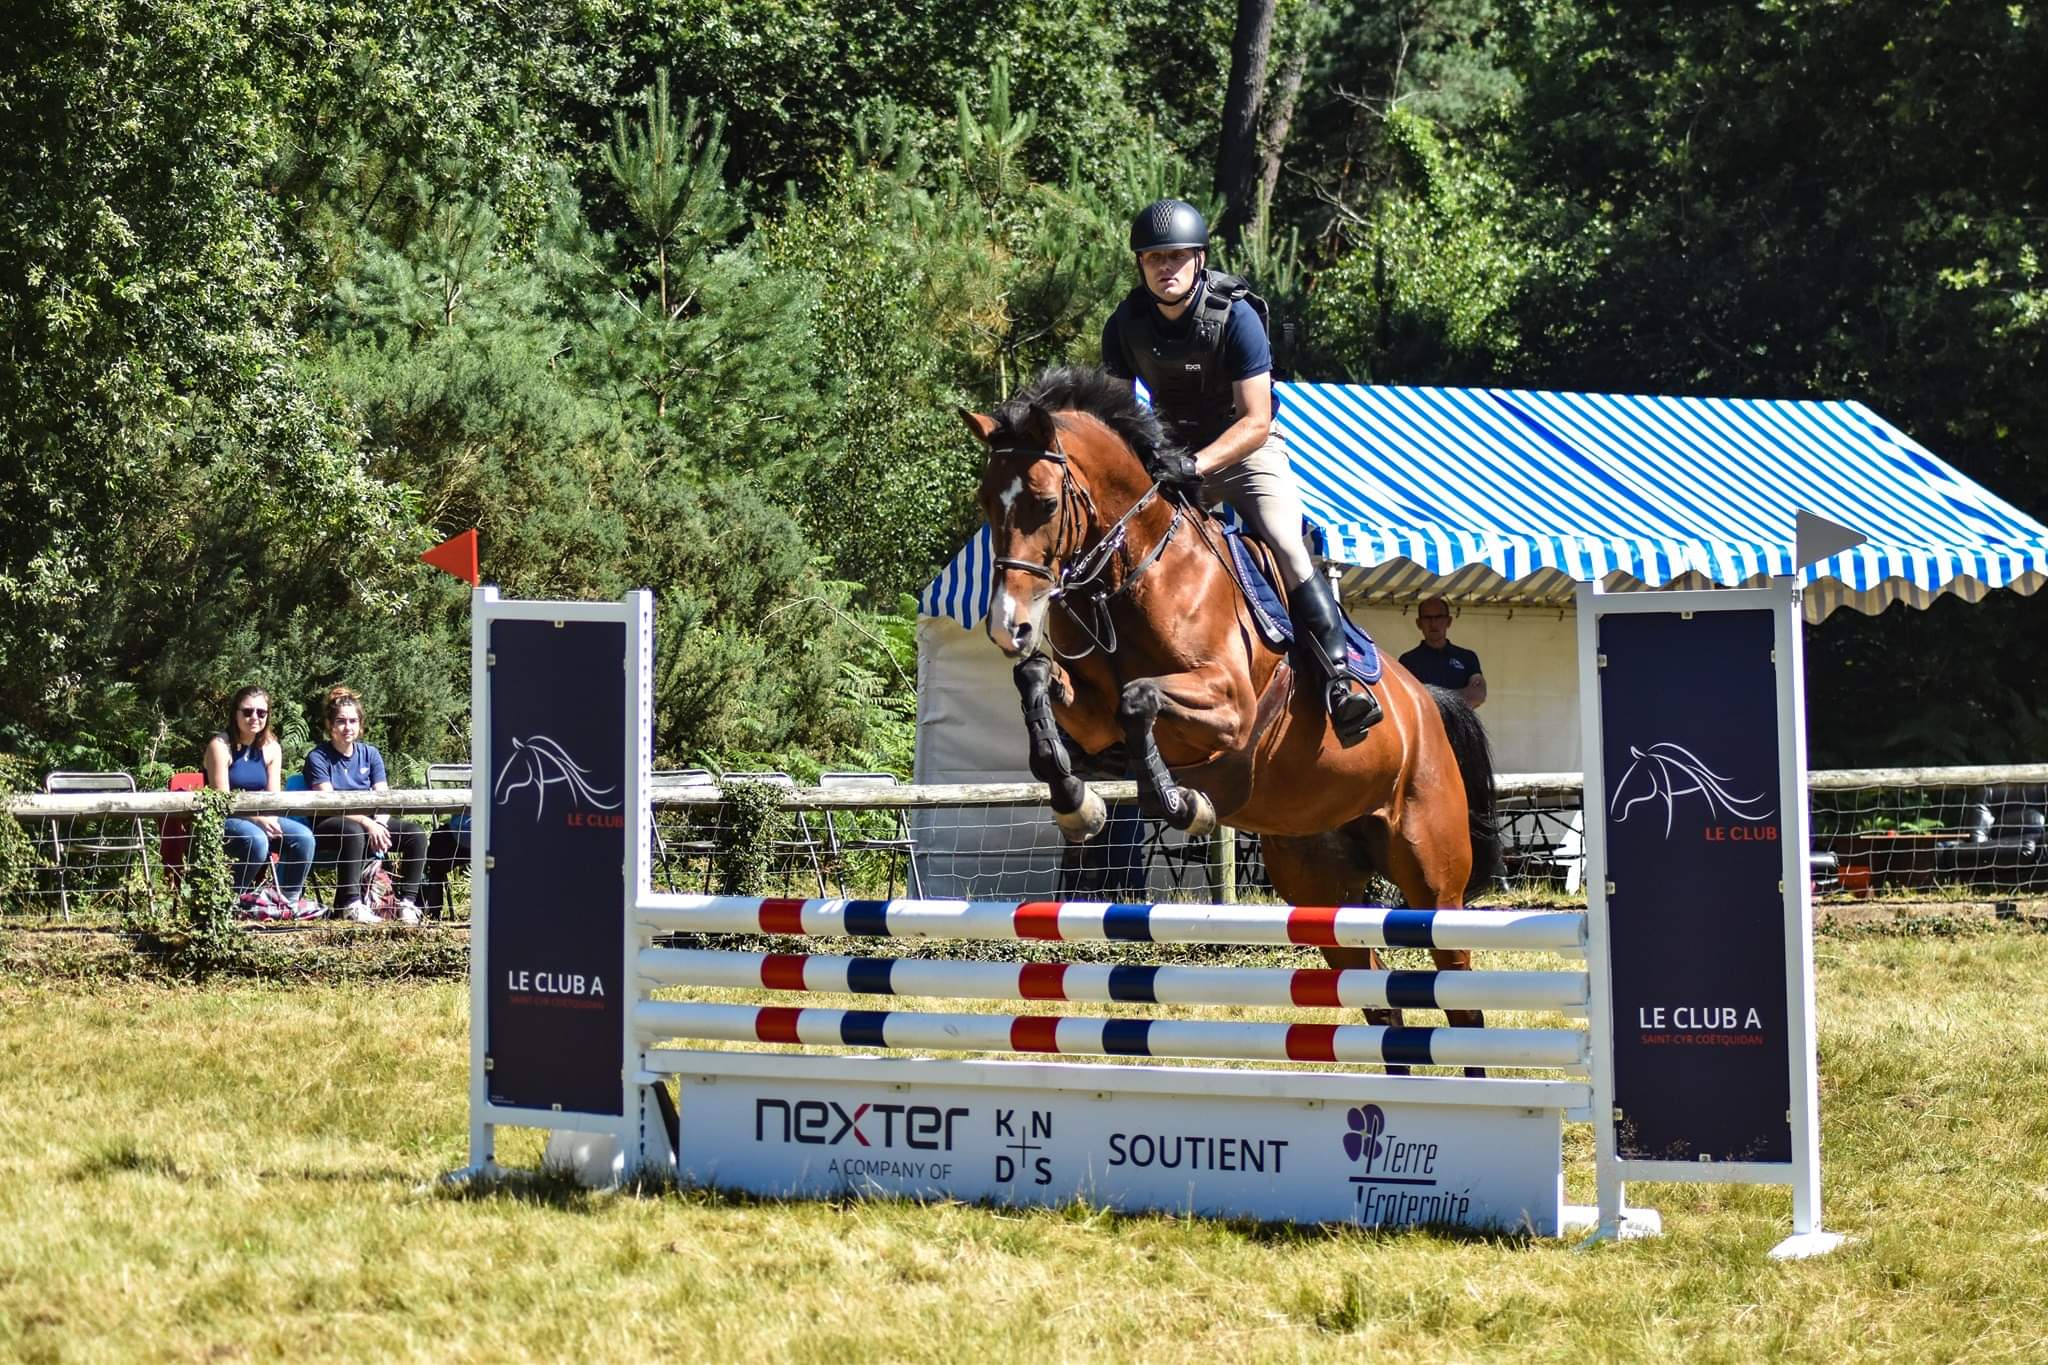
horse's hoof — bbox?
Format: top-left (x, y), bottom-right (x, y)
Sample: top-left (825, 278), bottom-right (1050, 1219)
top-left (1179, 790), bottom-right (1217, 837)
top-left (1054, 788), bottom-right (1108, 843)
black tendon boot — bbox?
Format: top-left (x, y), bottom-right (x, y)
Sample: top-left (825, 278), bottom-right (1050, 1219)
top-left (1287, 576), bottom-right (1383, 745)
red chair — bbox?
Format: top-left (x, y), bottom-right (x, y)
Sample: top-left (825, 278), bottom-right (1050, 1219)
top-left (157, 771), bottom-right (206, 890)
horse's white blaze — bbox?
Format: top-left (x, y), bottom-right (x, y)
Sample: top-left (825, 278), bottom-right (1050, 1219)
top-left (987, 583), bottom-right (1048, 656)
top-left (997, 476), bottom-right (1023, 515)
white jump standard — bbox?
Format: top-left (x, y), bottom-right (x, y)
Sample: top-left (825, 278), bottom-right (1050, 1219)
top-left (455, 583), bottom-right (1845, 1257)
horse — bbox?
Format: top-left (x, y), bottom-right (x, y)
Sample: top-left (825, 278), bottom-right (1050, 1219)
top-left (961, 366), bottom-right (1502, 1064)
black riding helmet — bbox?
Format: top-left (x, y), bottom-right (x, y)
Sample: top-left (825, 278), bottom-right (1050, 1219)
top-left (1129, 199), bottom-right (1209, 254)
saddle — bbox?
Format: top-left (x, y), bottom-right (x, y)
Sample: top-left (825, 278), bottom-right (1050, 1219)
top-left (1219, 525), bottom-right (1382, 683)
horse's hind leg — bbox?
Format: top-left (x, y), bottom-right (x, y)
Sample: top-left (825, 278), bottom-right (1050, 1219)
top-left (1378, 804), bottom-right (1488, 1078)
top-left (1260, 830), bottom-right (1417, 1071)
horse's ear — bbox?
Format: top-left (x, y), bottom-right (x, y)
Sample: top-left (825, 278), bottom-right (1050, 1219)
top-left (1016, 402), bottom-right (1060, 447)
top-left (959, 410), bottom-right (999, 444)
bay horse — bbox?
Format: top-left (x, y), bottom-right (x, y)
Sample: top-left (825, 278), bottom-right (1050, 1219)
top-left (962, 367), bottom-right (1502, 1062)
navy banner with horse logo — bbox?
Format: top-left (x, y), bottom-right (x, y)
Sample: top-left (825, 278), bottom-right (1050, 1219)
top-left (1598, 608), bottom-right (1793, 1164)
top-left (485, 618), bottom-right (626, 1116)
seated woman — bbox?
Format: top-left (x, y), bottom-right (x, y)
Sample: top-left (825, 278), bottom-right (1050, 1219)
top-left (203, 686), bottom-right (317, 916)
top-left (305, 684), bottom-right (428, 924)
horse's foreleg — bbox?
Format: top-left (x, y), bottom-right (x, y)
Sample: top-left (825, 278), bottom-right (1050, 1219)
top-left (1116, 679), bottom-right (1218, 835)
top-left (1015, 654), bottom-right (1106, 843)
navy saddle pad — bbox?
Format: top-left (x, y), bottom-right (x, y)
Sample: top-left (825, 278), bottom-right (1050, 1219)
top-left (1222, 526), bottom-right (1381, 683)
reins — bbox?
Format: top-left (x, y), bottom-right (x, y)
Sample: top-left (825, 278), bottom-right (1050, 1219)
top-left (989, 427), bottom-right (1188, 661)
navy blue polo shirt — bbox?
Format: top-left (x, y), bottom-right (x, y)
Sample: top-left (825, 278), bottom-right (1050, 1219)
top-left (1399, 642), bottom-right (1483, 690)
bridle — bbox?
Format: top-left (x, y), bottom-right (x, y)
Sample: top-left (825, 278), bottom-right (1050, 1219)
top-left (989, 426), bottom-right (1186, 659)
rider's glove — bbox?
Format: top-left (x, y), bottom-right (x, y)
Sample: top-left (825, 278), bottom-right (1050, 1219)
top-left (1151, 449), bottom-right (1205, 502)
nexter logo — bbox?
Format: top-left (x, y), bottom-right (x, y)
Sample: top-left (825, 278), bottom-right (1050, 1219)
top-left (755, 1098), bottom-right (968, 1150)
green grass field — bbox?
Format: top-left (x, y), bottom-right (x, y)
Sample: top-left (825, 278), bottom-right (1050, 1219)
top-left (2, 922), bottom-right (2046, 1363)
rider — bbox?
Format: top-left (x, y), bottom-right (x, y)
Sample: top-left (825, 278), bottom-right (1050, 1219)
top-left (1100, 198), bottom-right (1382, 742)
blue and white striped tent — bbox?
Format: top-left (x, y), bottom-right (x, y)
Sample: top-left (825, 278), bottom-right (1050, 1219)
top-left (921, 382), bottom-right (2048, 625)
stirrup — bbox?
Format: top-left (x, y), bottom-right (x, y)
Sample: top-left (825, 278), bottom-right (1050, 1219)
top-left (1326, 676), bottom-right (1382, 745)
top-left (1295, 626), bottom-right (1382, 743)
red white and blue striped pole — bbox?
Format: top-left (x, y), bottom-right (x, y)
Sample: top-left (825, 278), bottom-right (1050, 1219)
top-left (637, 894), bottom-right (1585, 953)
top-left (633, 1000), bottom-right (1589, 1070)
top-left (639, 947), bottom-right (1587, 1014)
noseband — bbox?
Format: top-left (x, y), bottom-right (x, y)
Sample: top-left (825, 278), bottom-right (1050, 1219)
top-left (989, 428), bottom-right (1186, 658)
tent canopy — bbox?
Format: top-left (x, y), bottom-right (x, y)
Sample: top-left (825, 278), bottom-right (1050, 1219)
top-left (922, 382), bottom-right (2048, 624)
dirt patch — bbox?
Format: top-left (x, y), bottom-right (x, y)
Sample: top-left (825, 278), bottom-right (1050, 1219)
top-left (1816, 896), bottom-right (2048, 932)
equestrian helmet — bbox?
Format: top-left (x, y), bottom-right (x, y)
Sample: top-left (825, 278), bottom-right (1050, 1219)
top-left (1129, 199), bottom-right (1209, 254)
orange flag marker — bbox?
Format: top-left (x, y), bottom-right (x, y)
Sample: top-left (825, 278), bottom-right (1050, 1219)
top-left (421, 528), bottom-right (480, 586)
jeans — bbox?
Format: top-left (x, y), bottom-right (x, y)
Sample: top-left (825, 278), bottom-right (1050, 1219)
top-left (222, 816), bottom-right (316, 899)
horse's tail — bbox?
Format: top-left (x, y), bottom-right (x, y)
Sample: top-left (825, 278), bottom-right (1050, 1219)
top-left (1430, 686), bottom-right (1504, 898)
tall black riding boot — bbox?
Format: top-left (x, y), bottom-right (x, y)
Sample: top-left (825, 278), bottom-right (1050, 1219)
top-left (1287, 576), bottom-right (1383, 745)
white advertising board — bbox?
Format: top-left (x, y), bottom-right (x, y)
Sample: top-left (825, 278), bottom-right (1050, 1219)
top-left (669, 1054), bottom-right (1567, 1234)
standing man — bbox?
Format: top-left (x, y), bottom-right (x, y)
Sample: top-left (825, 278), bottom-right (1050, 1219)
top-left (1398, 597), bottom-right (1486, 708)
top-left (1101, 198), bottom-right (1381, 743)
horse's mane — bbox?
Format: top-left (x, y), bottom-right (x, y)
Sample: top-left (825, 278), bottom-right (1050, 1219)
top-left (992, 365), bottom-right (1179, 461)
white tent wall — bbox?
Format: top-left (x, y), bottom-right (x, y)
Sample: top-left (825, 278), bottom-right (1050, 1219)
top-left (911, 616), bottom-right (1214, 898)
top-left (1349, 599), bottom-right (1582, 775)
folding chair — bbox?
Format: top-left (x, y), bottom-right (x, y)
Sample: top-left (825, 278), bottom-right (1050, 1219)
top-left (156, 771), bottom-right (207, 896)
top-left (425, 763), bottom-right (472, 790)
top-left (424, 763), bottom-right (474, 915)
top-left (43, 771), bottom-right (155, 920)
top-left (819, 772), bottom-right (923, 899)
top-left (725, 772), bottom-right (827, 897)
top-left (650, 769), bottom-right (719, 892)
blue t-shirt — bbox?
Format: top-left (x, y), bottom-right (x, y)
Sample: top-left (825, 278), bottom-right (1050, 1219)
top-left (219, 738), bottom-right (269, 793)
top-left (1399, 642), bottom-right (1483, 690)
top-left (304, 741), bottom-right (387, 792)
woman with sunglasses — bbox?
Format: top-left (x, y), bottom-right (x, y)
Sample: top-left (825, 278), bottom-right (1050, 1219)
top-left (203, 686), bottom-right (318, 914)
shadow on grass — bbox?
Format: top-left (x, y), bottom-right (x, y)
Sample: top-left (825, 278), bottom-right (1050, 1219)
top-left (70, 1139), bottom-right (199, 1183)
top-left (432, 1164), bottom-right (672, 1213)
top-left (645, 1174), bottom-right (1541, 1251)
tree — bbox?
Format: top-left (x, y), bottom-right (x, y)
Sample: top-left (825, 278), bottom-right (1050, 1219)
top-left (1502, 1), bottom-right (2048, 761)
top-left (1215, 0), bottom-right (1279, 246)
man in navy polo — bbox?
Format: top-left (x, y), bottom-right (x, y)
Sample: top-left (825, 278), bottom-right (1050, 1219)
top-left (1398, 596), bottom-right (1486, 708)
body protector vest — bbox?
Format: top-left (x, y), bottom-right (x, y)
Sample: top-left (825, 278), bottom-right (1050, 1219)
top-left (1114, 269), bottom-right (1271, 450)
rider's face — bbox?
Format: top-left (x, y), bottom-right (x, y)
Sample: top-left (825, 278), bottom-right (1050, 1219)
top-left (1138, 247), bottom-right (1203, 305)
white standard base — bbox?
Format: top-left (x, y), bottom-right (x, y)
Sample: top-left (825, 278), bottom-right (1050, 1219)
top-left (1560, 1203), bottom-right (1600, 1232)
top-left (1769, 1229), bottom-right (1849, 1261)
top-left (1573, 1206), bottom-right (1664, 1251)
top-left (543, 1130), bottom-right (626, 1187)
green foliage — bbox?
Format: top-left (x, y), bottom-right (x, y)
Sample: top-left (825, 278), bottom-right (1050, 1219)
top-left (712, 777), bottom-right (782, 896)
top-left (1304, 109), bottom-right (1535, 381)
top-left (176, 788), bottom-right (236, 935)
top-left (0, 0), bottom-right (432, 770)
top-left (4, 0), bottom-right (2045, 780)
top-left (0, 773), bottom-right (37, 911)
